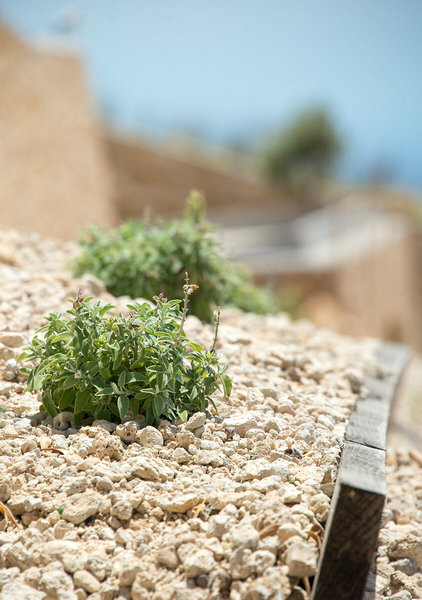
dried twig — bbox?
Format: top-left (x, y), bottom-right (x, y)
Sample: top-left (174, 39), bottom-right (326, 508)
top-left (193, 498), bottom-right (207, 518)
top-left (0, 500), bottom-right (19, 528)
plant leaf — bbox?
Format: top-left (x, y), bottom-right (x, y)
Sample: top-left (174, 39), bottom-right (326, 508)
top-left (41, 390), bottom-right (58, 417)
top-left (117, 395), bottom-right (129, 420)
top-left (220, 373), bottom-right (232, 397)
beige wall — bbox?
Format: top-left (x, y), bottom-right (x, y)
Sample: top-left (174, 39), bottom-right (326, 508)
top-left (0, 25), bottom-right (116, 239)
top-left (269, 231), bottom-right (421, 350)
top-left (333, 233), bottom-right (419, 347)
top-left (105, 134), bottom-right (290, 223)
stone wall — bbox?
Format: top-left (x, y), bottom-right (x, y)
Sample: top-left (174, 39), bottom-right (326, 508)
top-left (105, 133), bottom-right (292, 224)
top-left (282, 230), bottom-right (420, 349)
top-left (0, 24), bottom-right (116, 239)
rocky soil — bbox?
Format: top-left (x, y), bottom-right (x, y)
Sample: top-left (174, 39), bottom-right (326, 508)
top-left (0, 229), bottom-right (418, 600)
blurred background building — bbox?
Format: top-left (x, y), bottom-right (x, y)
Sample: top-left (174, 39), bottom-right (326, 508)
top-left (0, 1), bottom-right (422, 353)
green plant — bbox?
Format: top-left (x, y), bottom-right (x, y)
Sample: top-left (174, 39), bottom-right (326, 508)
top-left (72, 190), bottom-right (277, 321)
top-left (262, 107), bottom-right (343, 190)
top-left (18, 279), bottom-right (232, 426)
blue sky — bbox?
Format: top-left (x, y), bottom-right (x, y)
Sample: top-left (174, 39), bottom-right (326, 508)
top-left (1, 0), bottom-right (422, 189)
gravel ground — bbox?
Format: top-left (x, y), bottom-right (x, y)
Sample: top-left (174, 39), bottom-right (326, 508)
top-left (0, 228), bottom-right (415, 600)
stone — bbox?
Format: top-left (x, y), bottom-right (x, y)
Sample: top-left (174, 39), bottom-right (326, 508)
top-left (181, 548), bottom-right (216, 577)
top-left (223, 414), bottom-right (258, 437)
top-left (0, 381), bottom-right (13, 396)
top-left (92, 420), bottom-right (117, 433)
top-left (77, 273), bottom-right (105, 296)
top-left (308, 493), bottom-right (330, 522)
top-left (111, 551), bottom-right (140, 586)
top-left (96, 476), bottom-right (113, 491)
top-left (0, 477), bottom-right (11, 501)
top-left (173, 447), bottom-right (191, 464)
top-left (344, 368), bottom-right (364, 393)
top-left (53, 412), bottom-right (75, 431)
top-left (136, 426), bottom-right (164, 447)
top-left (388, 534), bottom-right (422, 568)
top-left (114, 420), bottom-right (139, 442)
top-left (132, 563), bottom-right (160, 592)
top-left (0, 332), bottom-right (26, 347)
top-left (111, 498), bottom-right (133, 521)
top-left (389, 571), bottom-right (422, 598)
top-left (286, 538), bottom-right (319, 577)
top-left (244, 573), bottom-right (284, 600)
top-left (131, 457), bottom-right (161, 481)
top-left (185, 412), bottom-right (207, 431)
top-left (159, 493), bottom-right (201, 513)
top-left (175, 430), bottom-right (195, 449)
top-left (230, 547), bottom-right (253, 580)
top-left (295, 423), bottom-right (315, 444)
top-left (155, 546), bottom-right (179, 569)
top-left (62, 491), bottom-right (101, 524)
top-left (241, 458), bottom-right (289, 482)
top-left (248, 550), bottom-right (276, 575)
top-left (276, 399), bottom-right (294, 414)
top-left (3, 358), bottom-right (18, 381)
top-left (91, 433), bottom-right (124, 460)
top-left (391, 558), bottom-right (418, 576)
top-left (0, 567), bottom-right (20, 589)
top-left (63, 477), bottom-right (88, 496)
top-left (0, 342), bottom-right (15, 361)
top-left (192, 425), bottom-right (205, 438)
top-left (318, 414), bottom-right (335, 430)
top-left (281, 484), bottom-right (302, 504)
top-left (85, 554), bottom-right (107, 582)
top-left (22, 566), bottom-right (42, 587)
top-left (251, 475), bottom-right (283, 493)
top-left (5, 542), bottom-right (34, 570)
top-left (194, 450), bottom-right (228, 467)
top-left (388, 592), bottom-right (412, 600)
top-left (41, 541), bottom-right (85, 573)
top-left (207, 512), bottom-right (234, 539)
top-left (39, 564), bottom-right (74, 596)
top-left (0, 582), bottom-right (46, 600)
top-left (230, 520), bottom-right (260, 550)
top-left (73, 570), bottom-right (100, 593)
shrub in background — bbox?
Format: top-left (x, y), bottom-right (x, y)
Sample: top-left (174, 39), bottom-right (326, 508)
top-left (262, 107), bottom-right (342, 191)
top-left (19, 281), bottom-right (231, 426)
top-left (72, 190), bottom-right (277, 321)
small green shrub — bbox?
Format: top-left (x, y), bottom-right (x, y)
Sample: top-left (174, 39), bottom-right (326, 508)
top-left (72, 190), bottom-right (277, 321)
top-left (19, 280), bottom-right (231, 426)
top-left (262, 107), bottom-right (342, 190)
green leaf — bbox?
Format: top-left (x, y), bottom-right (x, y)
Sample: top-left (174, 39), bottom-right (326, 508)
top-left (113, 348), bottom-right (122, 370)
top-left (177, 409), bottom-right (188, 422)
top-left (41, 390), bottom-right (58, 417)
top-left (58, 388), bottom-right (75, 410)
top-left (61, 376), bottom-right (79, 390)
top-left (99, 304), bottom-right (115, 316)
top-left (33, 371), bottom-right (46, 392)
top-left (111, 381), bottom-right (122, 395)
top-left (220, 373), bottom-right (232, 397)
top-left (94, 406), bottom-right (111, 421)
top-left (109, 403), bottom-right (120, 418)
top-left (153, 396), bottom-right (163, 418)
top-left (96, 385), bottom-right (114, 396)
top-left (74, 412), bottom-right (84, 426)
top-left (129, 396), bottom-right (140, 418)
top-left (117, 395), bottom-right (129, 420)
top-left (74, 389), bottom-right (92, 414)
top-left (118, 371), bottom-right (127, 389)
top-left (99, 364), bottom-right (111, 379)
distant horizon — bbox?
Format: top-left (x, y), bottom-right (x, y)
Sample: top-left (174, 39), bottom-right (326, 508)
top-left (1, 0), bottom-right (422, 191)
